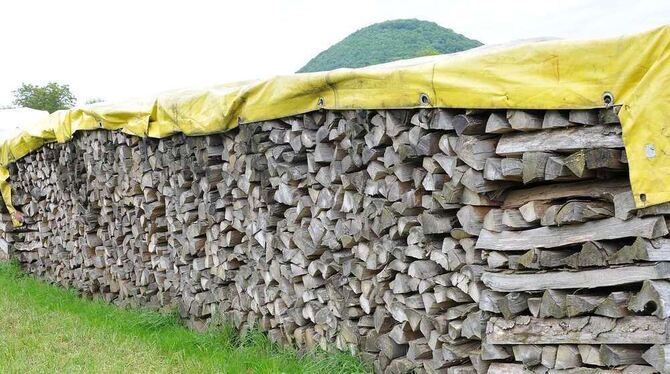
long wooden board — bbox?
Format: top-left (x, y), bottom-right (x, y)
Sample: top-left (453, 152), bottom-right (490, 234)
top-left (496, 124), bottom-right (623, 155)
top-left (486, 315), bottom-right (670, 345)
top-left (481, 263), bottom-right (670, 292)
top-left (475, 216), bottom-right (667, 251)
top-left (502, 179), bottom-right (630, 208)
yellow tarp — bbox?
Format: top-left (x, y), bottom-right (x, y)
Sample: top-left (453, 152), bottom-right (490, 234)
top-left (3, 25), bottom-right (670, 225)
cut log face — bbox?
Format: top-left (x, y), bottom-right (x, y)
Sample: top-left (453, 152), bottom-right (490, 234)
top-left (642, 344), bottom-right (670, 373)
top-left (628, 280), bottom-right (670, 318)
top-left (6, 106), bottom-right (667, 373)
top-left (507, 110), bottom-right (543, 132)
top-left (486, 112), bottom-right (513, 134)
top-left (543, 110), bottom-right (571, 129)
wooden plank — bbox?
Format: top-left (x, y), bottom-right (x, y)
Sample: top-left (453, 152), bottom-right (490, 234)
top-left (502, 178), bottom-right (630, 208)
top-left (496, 124), bottom-right (623, 156)
top-left (481, 263), bottom-right (670, 292)
top-left (486, 315), bottom-right (670, 345)
top-left (475, 216), bottom-right (667, 251)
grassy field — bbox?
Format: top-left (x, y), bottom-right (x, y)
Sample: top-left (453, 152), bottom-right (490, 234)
top-left (0, 261), bottom-right (368, 373)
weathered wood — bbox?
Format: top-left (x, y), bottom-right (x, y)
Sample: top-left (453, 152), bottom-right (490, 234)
top-left (555, 344), bottom-right (582, 369)
top-left (539, 289), bottom-right (568, 318)
top-left (642, 344), bottom-right (670, 374)
top-left (502, 178), bottom-right (630, 208)
top-left (585, 148), bottom-right (623, 170)
top-left (501, 209), bottom-right (535, 230)
top-left (7, 107), bottom-right (662, 372)
top-left (497, 292), bottom-right (529, 319)
top-left (496, 125), bottom-right (623, 156)
top-left (569, 109), bottom-right (599, 125)
top-left (512, 344), bottom-right (542, 366)
top-left (521, 152), bottom-right (551, 183)
top-left (578, 345), bottom-right (604, 366)
top-left (542, 110), bottom-right (571, 129)
top-left (476, 216), bottom-right (667, 251)
top-left (595, 291), bottom-right (632, 318)
top-left (485, 363), bottom-right (525, 374)
top-left (453, 114), bottom-right (486, 136)
top-left (486, 112), bottom-right (513, 134)
top-left (541, 345), bottom-right (558, 368)
top-left (544, 155), bottom-right (578, 181)
top-left (599, 345), bottom-right (646, 366)
top-left (456, 206), bottom-right (491, 236)
top-left (518, 200), bottom-right (550, 223)
top-left (486, 316), bottom-right (670, 344)
top-left (483, 209), bottom-right (505, 232)
top-left (610, 237), bottom-right (670, 264)
top-left (547, 200), bottom-right (614, 226)
top-left (564, 241), bottom-right (610, 268)
top-left (453, 135), bottom-right (497, 171)
top-left (507, 110), bottom-right (543, 132)
top-left (500, 158), bottom-right (523, 179)
top-left (628, 280), bottom-right (670, 318)
top-left (484, 158), bottom-right (521, 181)
top-left (482, 263), bottom-right (670, 292)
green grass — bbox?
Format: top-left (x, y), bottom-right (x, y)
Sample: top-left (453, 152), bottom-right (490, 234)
top-left (0, 261), bottom-right (369, 373)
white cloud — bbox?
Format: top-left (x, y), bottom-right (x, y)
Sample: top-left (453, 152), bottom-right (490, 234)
top-left (1, 0), bottom-right (668, 105)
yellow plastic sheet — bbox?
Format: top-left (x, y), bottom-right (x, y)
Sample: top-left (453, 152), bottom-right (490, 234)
top-left (3, 25), bottom-right (670, 225)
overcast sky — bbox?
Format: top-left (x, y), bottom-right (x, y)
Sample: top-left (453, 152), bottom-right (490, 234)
top-left (1, 0), bottom-right (669, 106)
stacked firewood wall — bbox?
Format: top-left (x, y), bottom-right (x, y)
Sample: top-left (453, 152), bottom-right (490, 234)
top-left (6, 106), bottom-right (670, 373)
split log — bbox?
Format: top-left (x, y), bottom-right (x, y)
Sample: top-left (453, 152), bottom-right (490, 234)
top-left (542, 110), bottom-right (571, 129)
top-left (507, 110), bottom-right (543, 132)
top-left (642, 345), bottom-right (670, 373)
top-left (486, 112), bottom-right (513, 134)
top-left (599, 345), bottom-right (646, 366)
top-left (453, 114), bottom-right (486, 136)
top-left (628, 280), bottom-right (670, 318)
top-left (609, 237), bottom-right (670, 264)
top-left (555, 344), bottom-right (582, 369)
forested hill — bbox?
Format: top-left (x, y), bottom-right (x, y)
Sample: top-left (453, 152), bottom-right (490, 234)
top-left (298, 19), bottom-right (482, 73)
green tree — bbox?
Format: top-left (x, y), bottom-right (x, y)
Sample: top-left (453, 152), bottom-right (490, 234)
top-left (12, 82), bottom-right (76, 113)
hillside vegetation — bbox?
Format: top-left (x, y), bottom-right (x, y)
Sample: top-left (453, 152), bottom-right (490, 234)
top-left (298, 19), bottom-right (482, 73)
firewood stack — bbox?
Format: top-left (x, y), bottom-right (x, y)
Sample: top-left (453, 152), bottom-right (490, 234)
top-left (5, 105), bottom-right (670, 373)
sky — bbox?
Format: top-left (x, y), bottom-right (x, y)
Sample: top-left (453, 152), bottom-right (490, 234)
top-left (1, 0), bottom-right (669, 106)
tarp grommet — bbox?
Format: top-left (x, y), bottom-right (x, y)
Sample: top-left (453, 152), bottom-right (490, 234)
top-left (419, 93), bottom-right (430, 106)
top-left (317, 97), bottom-right (325, 108)
top-left (602, 91), bottom-right (614, 107)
